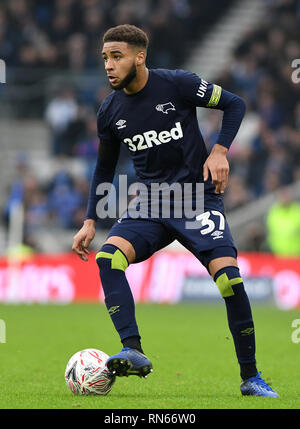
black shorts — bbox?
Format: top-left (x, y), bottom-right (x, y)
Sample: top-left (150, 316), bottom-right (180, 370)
top-left (104, 196), bottom-right (237, 272)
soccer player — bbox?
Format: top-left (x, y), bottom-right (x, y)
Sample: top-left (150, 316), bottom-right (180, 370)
top-left (72, 24), bottom-right (279, 397)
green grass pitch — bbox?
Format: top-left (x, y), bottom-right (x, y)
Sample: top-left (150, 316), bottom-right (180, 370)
top-left (0, 302), bottom-right (299, 409)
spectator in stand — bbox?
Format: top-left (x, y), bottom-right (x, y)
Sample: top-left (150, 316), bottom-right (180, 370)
top-left (266, 188), bottom-right (300, 257)
top-left (4, 154), bottom-right (31, 225)
top-left (47, 171), bottom-right (85, 229)
top-left (73, 115), bottom-right (98, 170)
top-left (61, 104), bottom-right (90, 156)
top-left (25, 189), bottom-right (49, 232)
top-left (45, 87), bottom-right (78, 155)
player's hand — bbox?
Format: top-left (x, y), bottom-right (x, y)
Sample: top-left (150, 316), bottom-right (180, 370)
top-left (72, 219), bottom-right (96, 261)
top-left (203, 144), bottom-right (229, 194)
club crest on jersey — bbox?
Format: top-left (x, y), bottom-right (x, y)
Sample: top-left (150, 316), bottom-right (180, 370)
top-left (116, 119), bottom-right (126, 129)
top-left (155, 102), bottom-right (176, 114)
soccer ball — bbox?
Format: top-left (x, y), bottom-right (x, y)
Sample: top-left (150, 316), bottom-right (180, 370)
top-left (65, 348), bottom-right (115, 396)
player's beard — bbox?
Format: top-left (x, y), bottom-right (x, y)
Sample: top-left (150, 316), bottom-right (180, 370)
top-left (110, 62), bottom-right (137, 91)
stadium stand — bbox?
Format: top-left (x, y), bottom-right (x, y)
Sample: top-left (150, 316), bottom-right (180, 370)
top-left (208, 0), bottom-right (300, 208)
top-left (0, 0), bottom-right (299, 254)
top-left (0, 0), bottom-right (233, 116)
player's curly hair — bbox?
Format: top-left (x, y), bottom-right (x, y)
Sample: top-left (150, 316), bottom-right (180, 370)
top-left (103, 24), bottom-right (149, 50)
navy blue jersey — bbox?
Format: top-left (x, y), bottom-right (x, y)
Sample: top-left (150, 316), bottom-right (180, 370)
top-left (97, 69), bottom-right (242, 191)
top-left (85, 68), bottom-right (245, 221)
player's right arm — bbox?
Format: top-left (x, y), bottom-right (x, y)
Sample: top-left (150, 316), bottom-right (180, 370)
top-left (72, 138), bottom-right (120, 261)
top-left (72, 102), bottom-right (120, 261)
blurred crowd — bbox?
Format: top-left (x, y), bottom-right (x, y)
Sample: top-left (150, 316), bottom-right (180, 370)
top-left (0, 0), bottom-right (227, 72)
top-left (208, 0), bottom-right (300, 212)
top-left (3, 144), bottom-right (136, 236)
top-left (0, 0), bottom-right (230, 115)
top-left (2, 0), bottom-right (300, 255)
top-left (200, 0), bottom-right (300, 254)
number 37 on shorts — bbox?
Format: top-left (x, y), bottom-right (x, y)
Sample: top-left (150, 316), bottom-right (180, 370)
top-left (186, 210), bottom-right (228, 240)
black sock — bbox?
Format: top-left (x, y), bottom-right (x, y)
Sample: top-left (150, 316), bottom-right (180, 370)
top-left (224, 285), bottom-right (258, 380)
top-left (214, 266), bottom-right (257, 380)
top-left (240, 363), bottom-right (258, 381)
top-left (96, 244), bottom-right (140, 341)
top-left (122, 336), bottom-right (144, 354)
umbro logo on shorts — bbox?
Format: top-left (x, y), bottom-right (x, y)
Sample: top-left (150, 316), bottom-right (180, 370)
top-left (211, 230), bottom-right (224, 240)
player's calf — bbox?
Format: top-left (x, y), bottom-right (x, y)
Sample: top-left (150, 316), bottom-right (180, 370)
top-left (214, 265), bottom-right (279, 396)
top-left (96, 243), bottom-right (141, 342)
top-left (213, 266), bottom-right (257, 381)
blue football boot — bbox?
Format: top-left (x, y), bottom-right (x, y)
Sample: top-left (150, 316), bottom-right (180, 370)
top-left (107, 347), bottom-right (153, 378)
top-left (240, 372), bottom-right (279, 397)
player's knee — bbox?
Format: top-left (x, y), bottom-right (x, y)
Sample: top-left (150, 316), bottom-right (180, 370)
top-left (105, 236), bottom-right (136, 263)
top-left (96, 243), bottom-right (129, 272)
top-left (213, 266), bottom-right (243, 298)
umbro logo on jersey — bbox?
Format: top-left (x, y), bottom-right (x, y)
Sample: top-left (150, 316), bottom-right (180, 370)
top-left (116, 119), bottom-right (126, 129)
top-left (156, 102), bottom-right (176, 114)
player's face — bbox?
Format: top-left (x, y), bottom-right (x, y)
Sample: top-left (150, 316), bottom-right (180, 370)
top-left (102, 42), bottom-right (141, 90)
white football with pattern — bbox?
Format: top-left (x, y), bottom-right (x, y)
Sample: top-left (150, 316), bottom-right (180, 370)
top-left (65, 348), bottom-right (115, 395)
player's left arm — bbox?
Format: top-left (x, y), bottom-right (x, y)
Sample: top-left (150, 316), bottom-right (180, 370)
top-left (176, 71), bottom-right (246, 194)
top-left (202, 87), bottom-right (246, 194)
